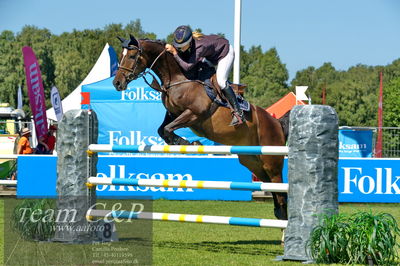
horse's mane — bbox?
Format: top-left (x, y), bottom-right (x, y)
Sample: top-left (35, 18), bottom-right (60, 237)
top-left (139, 38), bottom-right (166, 46)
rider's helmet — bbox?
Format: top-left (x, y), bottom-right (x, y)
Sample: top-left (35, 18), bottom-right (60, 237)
top-left (172, 25), bottom-right (193, 49)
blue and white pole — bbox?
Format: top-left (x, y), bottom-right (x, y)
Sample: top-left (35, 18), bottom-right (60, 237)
top-left (88, 144), bottom-right (288, 155)
top-left (88, 177), bottom-right (289, 193)
top-left (87, 209), bottom-right (288, 229)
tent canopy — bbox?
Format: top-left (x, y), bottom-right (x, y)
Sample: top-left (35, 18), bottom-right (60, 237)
top-left (46, 43), bottom-right (118, 121)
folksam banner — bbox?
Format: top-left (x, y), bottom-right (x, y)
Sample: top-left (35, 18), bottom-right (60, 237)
top-left (339, 129), bottom-right (373, 158)
top-left (22, 46), bottom-right (48, 139)
top-left (17, 156), bottom-right (399, 202)
top-left (339, 158), bottom-right (400, 202)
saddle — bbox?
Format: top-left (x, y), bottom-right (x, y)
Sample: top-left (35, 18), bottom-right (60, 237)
top-left (210, 75), bottom-right (246, 96)
top-left (204, 75), bottom-right (250, 112)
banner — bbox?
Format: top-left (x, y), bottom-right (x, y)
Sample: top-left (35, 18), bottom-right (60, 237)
top-left (17, 155), bottom-right (252, 200)
top-left (17, 156), bottom-right (399, 203)
top-left (22, 46), bottom-right (48, 139)
top-left (339, 129), bottom-right (373, 157)
top-left (50, 86), bottom-right (63, 121)
top-left (339, 158), bottom-right (400, 202)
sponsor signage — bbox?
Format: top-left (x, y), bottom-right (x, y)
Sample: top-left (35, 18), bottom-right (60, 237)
top-left (17, 156), bottom-right (399, 203)
top-left (339, 129), bottom-right (373, 158)
top-left (17, 155), bottom-right (252, 200)
top-left (338, 158), bottom-right (400, 202)
top-left (94, 156), bottom-right (251, 200)
top-left (22, 46), bottom-right (48, 140)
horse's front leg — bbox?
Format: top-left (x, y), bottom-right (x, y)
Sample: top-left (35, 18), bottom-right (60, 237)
top-left (157, 111), bottom-right (191, 145)
top-left (163, 109), bottom-right (201, 145)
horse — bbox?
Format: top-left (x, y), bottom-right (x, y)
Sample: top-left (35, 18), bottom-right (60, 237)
top-left (113, 35), bottom-right (289, 221)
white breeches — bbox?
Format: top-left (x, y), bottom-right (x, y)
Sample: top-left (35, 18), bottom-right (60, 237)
top-left (216, 45), bottom-right (234, 89)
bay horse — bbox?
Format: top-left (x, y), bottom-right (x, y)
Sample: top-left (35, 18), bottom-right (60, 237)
top-left (113, 35), bottom-right (288, 221)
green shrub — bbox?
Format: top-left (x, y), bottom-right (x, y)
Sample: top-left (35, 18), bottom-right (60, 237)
top-left (308, 211), bottom-right (400, 265)
top-left (11, 199), bottom-right (55, 241)
top-left (348, 212), bottom-right (400, 265)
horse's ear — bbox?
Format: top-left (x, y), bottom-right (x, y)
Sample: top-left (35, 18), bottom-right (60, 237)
top-left (129, 34), bottom-right (139, 47)
top-left (117, 36), bottom-right (125, 43)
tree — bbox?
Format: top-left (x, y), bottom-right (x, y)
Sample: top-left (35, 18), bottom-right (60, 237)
top-left (241, 46), bottom-right (289, 108)
top-left (383, 76), bottom-right (400, 127)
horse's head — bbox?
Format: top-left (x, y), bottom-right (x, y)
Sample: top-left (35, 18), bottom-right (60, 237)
top-left (113, 35), bottom-right (147, 91)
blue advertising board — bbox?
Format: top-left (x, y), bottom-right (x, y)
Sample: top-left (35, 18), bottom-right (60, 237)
top-left (17, 155), bottom-right (253, 200)
top-left (338, 158), bottom-right (400, 202)
top-left (339, 129), bottom-right (373, 157)
top-left (17, 156), bottom-right (399, 203)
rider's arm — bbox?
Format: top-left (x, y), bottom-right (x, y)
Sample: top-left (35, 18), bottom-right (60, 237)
top-left (173, 53), bottom-right (199, 72)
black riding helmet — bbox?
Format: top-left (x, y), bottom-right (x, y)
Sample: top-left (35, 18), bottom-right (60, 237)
top-left (172, 25), bottom-right (193, 48)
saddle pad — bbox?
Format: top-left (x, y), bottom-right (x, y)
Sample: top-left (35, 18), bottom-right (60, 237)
top-left (204, 80), bottom-right (250, 112)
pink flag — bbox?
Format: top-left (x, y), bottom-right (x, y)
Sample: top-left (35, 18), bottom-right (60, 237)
top-left (22, 46), bottom-right (48, 140)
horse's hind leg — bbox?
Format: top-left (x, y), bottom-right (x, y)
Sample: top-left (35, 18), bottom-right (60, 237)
top-left (261, 155), bottom-right (288, 220)
top-left (239, 155), bottom-right (287, 220)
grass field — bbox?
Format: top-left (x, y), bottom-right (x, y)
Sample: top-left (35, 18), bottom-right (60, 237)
top-left (1, 199), bottom-right (399, 265)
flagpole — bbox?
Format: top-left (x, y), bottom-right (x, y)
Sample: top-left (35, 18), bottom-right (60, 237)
top-left (233, 0), bottom-right (241, 84)
top-left (375, 71), bottom-right (383, 158)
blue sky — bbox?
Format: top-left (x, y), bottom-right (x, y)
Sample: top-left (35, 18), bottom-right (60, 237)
top-left (1, 0), bottom-right (399, 81)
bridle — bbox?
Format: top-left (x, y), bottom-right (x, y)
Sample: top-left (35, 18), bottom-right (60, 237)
top-left (118, 40), bottom-right (205, 94)
top-left (118, 45), bottom-right (143, 82)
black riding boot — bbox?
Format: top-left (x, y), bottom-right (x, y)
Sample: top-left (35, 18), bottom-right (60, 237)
top-left (222, 85), bottom-right (246, 126)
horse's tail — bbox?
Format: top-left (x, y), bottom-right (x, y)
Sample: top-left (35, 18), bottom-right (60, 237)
top-left (278, 110), bottom-right (291, 142)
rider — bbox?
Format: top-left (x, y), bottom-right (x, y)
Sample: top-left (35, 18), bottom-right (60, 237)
top-left (165, 25), bottom-right (246, 126)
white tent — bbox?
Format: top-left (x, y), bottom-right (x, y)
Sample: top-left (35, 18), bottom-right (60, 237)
top-left (46, 43), bottom-right (118, 121)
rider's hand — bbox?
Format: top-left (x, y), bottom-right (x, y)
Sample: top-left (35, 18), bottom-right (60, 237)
top-left (165, 44), bottom-right (177, 55)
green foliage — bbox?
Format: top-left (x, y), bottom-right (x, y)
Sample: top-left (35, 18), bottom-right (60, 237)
top-left (308, 213), bottom-right (351, 263)
top-left (11, 199), bottom-right (55, 241)
top-left (384, 76), bottom-right (400, 127)
top-left (308, 211), bottom-right (400, 265)
top-left (241, 46), bottom-right (289, 108)
top-left (291, 62), bottom-right (400, 126)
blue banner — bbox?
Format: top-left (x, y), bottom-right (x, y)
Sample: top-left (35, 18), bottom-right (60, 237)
top-left (339, 129), bottom-right (373, 157)
top-left (338, 158), bottom-right (400, 202)
top-left (17, 156), bottom-right (400, 203)
top-left (17, 155), bottom-right (57, 198)
top-left (94, 156), bottom-right (251, 200)
top-left (17, 155), bottom-right (252, 200)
